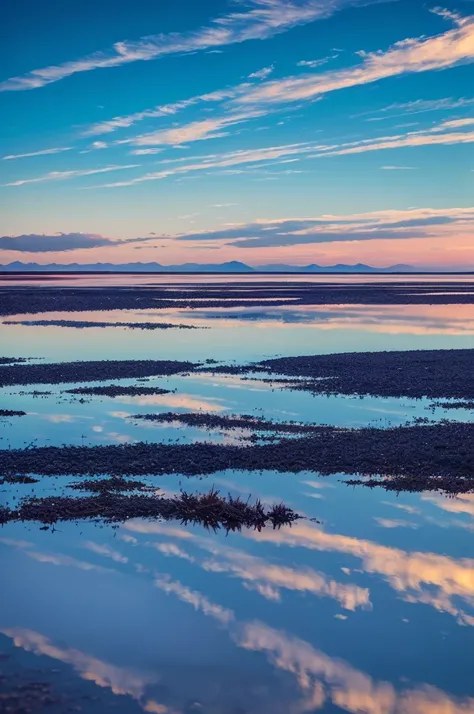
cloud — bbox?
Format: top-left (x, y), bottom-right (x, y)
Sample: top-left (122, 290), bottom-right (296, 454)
top-left (3, 147), bottom-right (73, 161)
top-left (309, 118), bottom-right (474, 157)
top-left (95, 141), bottom-right (325, 187)
top-left (199, 543), bottom-right (370, 610)
top-left (296, 55), bottom-right (337, 68)
top-left (441, 117), bottom-right (474, 128)
top-left (0, 232), bottom-right (113, 252)
top-left (1, 628), bottom-right (160, 703)
top-left (92, 114), bottom-right (473, 188)
top-left (235, 13), bottom-right (474, 106)
top-left (358, 96), bottom-right (474, 122)
top-left (239, 621), bottom-right (474, 714)
top-left (173, 207), bottom-right (473, 248)
top-left (83, 541), bottom-right (129, 564)
top-left (381, 165), bottom-right (417, 169)
top-left (0, 0), bottom-right (382, 92)
top-left (82, 91), bottom-right (237, 137)
top-left (4, 164), bottom-right (139, 187)
top-left (3, 208), bottom-right (471, 254)
top-left (154, 575), bottom-right (234, 625)
top-left (126, 110), bottom-right (266, 149)
top-left (248, 65), bottom-right (274, 79)
top-left (245, 520), bottom-right (474, 627)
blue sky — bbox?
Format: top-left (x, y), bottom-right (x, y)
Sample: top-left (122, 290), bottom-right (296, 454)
top-left (1, 0), bottom-right (473, 267)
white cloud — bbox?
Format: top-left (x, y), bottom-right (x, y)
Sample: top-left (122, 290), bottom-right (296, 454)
top-left (126, 110), bottom-right (266, 148)
top-left (248, 65), bottom-right (274, 79)
top-left (235, 13), bottom-right (474, 106)
top-left (0, 0), bottom-right (379, 92)
top-left (83, 98), bottom-right (202, 137)
top-left (96, 141), bottom-right (324, 187)
top-left (360, 97), bottom-right (474, 121)
top-left (3, 146), bottom-right (73, 161)
top-left (5, 164), bottom-right (139, 186)
top-left (309, 119), bottom-right (474, 157)
top-left (296, 55), bottom-right (337, 68)
top-left (381, 165), bottom-right (417, 169)
top-left (441, 117), bottom-right (474, 128)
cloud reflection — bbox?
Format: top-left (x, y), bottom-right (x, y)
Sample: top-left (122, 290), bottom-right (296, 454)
top-left (243, 522), bottom-right (474, 626)
top-left (238, 621), bottom-right (474, 714)
top-left (122, 522), bottom-right (370, 611)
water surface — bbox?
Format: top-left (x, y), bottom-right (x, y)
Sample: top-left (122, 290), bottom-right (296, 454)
top-left (1, 275), bottom-right (474, 713)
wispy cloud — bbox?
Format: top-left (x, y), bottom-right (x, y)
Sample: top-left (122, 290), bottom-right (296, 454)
top-left (381, 165), bottom-right (417, 169)
top-left (309, 118), bottom-right (474, 157)
top-left (235, 12), bottom-right (474, 106)
top-left (82, 10), bottom-right (474, 150)
top-left (2, 147), bottom-right (73, 161)
top-left (126, 110), bottom-right (266, 149)
top-left (296, 54), bottom-right (337, 68)
top-left (82, 96), bottom-right (223, 137)
top-left (248, 65), bottom-right (274, 80)
top-left (96, 141), bottom-right (325, 187)
top-left (0, 0), bottom-right (380, 92)
top-left (359, 96), bottom-right (474, 121)
top-left (5, 164), bottom-right (139, 186)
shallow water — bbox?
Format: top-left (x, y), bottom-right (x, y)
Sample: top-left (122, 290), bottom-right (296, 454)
top-left (1, 275), bottom-right (474, 713)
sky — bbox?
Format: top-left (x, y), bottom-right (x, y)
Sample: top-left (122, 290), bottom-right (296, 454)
top-left (1, 0), bottom-right (473, 268)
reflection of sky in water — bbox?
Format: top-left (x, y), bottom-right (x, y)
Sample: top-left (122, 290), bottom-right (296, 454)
top-left (1, 475), bottom-right (474, 713)
top-left (1, 276), bottom-right (474, 713)
top-left (2, 301), bottom-right (474, 365)
top-left (2, 372), bottom-right (474, 450)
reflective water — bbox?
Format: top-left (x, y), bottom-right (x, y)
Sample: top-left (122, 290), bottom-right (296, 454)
top-left (1, 276), bottom-right (474, 713)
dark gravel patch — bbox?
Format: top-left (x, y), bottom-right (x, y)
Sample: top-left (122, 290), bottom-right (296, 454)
top-left (132, 411), bottom-right (329, 435)
top-left (65, 384), bottom-right (173, 397)
top-left (0, 421), bottom-right (472, 492)
top-left (429, 400), bottom-right (474, 410)
top-left (69, 476), bottom-right (151, 492)
top-left (0, 358), bottom-right (197, 387)
top-left (2, 281), bottom-right (474, 317)
top-left (0, 409), bottom-right (27, 417)
top-left (0, 488), bottom-right (301, 531)
top-left (208, 349), bottom-right (474, 400)
top-left (6, 319), bottom-right (200, 330)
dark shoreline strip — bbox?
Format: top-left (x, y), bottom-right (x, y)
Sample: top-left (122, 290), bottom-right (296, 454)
top-left (0, 489), bottom-right (301, 530)
top-left (131, 411), bottom-right (328, 434)
top-left (0, 421), bottom-right (472, 492)
top-left (0, 357), bottom-right (29, 364)
top-left (3, 282), bottom-right (474, 317)
top-left (66, 385), bottom-right (172, 397)
top-left (0, 359), bottom-right (196, 387)
top-left (5, 319), bottom-right (199, 330)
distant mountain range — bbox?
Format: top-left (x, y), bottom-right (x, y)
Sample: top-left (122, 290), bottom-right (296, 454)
top-left (0, 260), bottom-right (454, 273)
